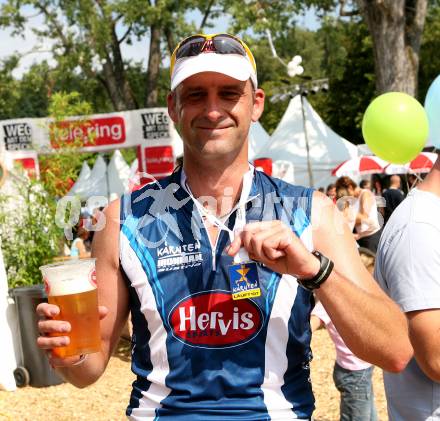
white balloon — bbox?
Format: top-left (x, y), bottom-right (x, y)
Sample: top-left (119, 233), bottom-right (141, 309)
top-left (287, 68), bottom-right (295, 77)
top-left (292, 55), bottom-right (302, 65)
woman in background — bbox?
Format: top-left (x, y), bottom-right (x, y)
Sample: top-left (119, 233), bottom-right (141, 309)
top-left (335, 176), bottom-right (381, 253)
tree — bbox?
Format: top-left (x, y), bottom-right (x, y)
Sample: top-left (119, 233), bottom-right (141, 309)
top-left (354, 0), bottom-right (428, 96)
top-left (297, 0), bottom-right (429, 95)
top-left (418, 0), bottom-right (440, 100)
top-left (38, 91), bottom-right (96, 198)
top-left (0, 56), bottom-right (20, 120)
top-left (0, 0), bottom-right (224, 111)
top-left (0, 176), bottom-right (63, 287)
top-left (316, 19), bottom-right (376, 144)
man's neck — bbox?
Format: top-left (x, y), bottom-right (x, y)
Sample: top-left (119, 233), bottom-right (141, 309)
top-left (183, 159), bottom-right (250, 216)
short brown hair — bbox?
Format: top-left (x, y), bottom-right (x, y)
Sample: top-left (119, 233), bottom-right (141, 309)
top-left (335, 176), bottom-right (357, 191)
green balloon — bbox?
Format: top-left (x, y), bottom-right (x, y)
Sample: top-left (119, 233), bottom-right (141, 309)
top-left (362, 92), bottom-right (429, 164)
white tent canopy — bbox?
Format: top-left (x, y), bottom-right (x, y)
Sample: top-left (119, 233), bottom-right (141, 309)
top-left (107, 150), bottom-right (131, 199)
top-left (67, 151), bottom-right (136, 201)
top-left (248, 122), bottom-right (271, 160)
top-left (67, 155), bottom-right (107, 201)
top-left (68, 161), bottom-right (91, 198)
top-left (256, 95), bottom-right (358, 188)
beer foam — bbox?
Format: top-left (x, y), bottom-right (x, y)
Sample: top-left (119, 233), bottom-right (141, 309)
top-left (41, 259), bottom-right (97, 297)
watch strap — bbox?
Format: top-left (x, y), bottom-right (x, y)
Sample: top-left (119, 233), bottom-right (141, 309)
top-left (297, 251), bottom-right (334, 291)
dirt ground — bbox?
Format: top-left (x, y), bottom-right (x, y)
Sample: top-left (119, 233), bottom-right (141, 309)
top-left (0, 330), bottom-right (387, 420)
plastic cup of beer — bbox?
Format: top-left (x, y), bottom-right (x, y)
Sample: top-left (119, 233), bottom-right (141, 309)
top-left (40, 258), bottom-right (101, 358)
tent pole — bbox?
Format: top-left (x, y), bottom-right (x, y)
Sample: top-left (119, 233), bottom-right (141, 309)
top-left (300, 94), bottom-right (314, 188)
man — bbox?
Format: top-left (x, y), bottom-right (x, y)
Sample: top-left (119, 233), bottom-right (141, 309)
top-left (382, 174), bottom-right (404, 224)
top-left (375, 154), bottom-right (440, 420)
top-left (37, 33), bottom-right (412, 420)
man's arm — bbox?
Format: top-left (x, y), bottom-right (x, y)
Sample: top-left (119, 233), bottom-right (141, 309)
top-left (37, 200), bottom-right (129, 387)
top-left (407, 309), bottom-right (440, 382)
top-left (227, 191), bottom-right (412, 372)
top-left (310, 192), bottom-right (412, 372)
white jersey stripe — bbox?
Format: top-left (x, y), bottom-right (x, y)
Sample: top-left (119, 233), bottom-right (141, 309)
top-left (261, 273), bottom-right (299, 419)
top-left (120, 232), bottom-right (172, 420)
top-left (261, 225), bottom-right (313, 420)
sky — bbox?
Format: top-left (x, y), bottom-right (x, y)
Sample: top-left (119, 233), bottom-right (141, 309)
top-left (0, 3), bottom-right (321, 78)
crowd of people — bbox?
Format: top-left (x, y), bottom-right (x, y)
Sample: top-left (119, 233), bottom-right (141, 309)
top-left (321, 173), bottom-right (408, 253)
top-left (36, 31), bottom-right (438, 421)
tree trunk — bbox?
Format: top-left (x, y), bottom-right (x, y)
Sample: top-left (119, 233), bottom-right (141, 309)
top-left (110, 23), bottom-right (138, 110)
top-left (145, 25), bottom-right (162, 107)
top-left (356, 0), bottom-right (428, 96)
top-left (101, 60), bottom-right (129, 111)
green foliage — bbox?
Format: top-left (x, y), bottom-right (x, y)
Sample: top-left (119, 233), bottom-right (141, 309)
top-left (419, 1), bottom-right (440, 101)
top-left (0, 56), bottom-right (20, 120)
top-left (0, 0), bottom-right (437, 146)
top-left (0, 177), bottom-right (63, 287)
top-left (315, 20), bottom-right (375, 144)
top-left (250, 26), bottom-right (326, 134)
top-left (39, 91), bottom-right (95, 198)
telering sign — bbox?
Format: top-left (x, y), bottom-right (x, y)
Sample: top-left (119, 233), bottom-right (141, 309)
top-left (0, 107), bottom-right (183, 155)
top-left (49, 116), bottom-right (126, 148)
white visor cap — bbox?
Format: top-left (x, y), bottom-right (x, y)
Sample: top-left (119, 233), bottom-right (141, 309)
top-left (171, 52), bottom-right (258, 91)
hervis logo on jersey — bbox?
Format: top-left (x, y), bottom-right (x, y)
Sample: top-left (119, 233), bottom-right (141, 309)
top-left (168, 291), bottom-right (264, 348)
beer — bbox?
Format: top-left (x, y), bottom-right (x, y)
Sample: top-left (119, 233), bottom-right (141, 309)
top-left (40, 258), bottom-right (101, 358)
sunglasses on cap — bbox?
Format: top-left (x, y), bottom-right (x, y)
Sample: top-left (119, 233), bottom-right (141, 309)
top-left (170, 33), bottom-right (256, 77)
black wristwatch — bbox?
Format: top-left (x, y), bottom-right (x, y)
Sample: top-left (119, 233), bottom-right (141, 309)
top-left (297, 251), bottom-right (334, 291)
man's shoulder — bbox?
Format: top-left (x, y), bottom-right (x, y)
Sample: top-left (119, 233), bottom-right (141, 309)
top-left (121, 171), bottom-right (187, 218)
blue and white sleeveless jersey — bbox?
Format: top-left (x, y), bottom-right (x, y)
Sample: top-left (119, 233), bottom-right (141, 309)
top-left (120, 168), bottom-right (315, 420)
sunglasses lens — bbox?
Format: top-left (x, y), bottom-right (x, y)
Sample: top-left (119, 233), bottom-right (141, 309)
top-left (213, 35), bottom-right (246, 56)
top-left (176, 36), bottom-right (206, 59)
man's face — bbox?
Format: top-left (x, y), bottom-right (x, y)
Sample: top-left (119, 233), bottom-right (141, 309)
top-left (167, 72), bottom-right (264, 162)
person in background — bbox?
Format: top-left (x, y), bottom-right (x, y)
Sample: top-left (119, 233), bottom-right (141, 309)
top-left (326, 183), bottom-right (337, 203)
top-left (318, 187), bottom-right (325, 193)
top-left (407, 173), bottom-right (419, 190)
top-left (382, 175), bottom-right (404, 224)
top-left (335, 187), bottom-right (356, 233)
top-left (359, 179), bottom-right (371, 191)
top-left (335, 176), bottom-right (381, 252)
top-left (311, 301), bottom-right (377, 421)
top-left (70, 224), bottom-right (91, 259)
top-left (375, 152), bottom-right (440, 420)
top-left (372, 178), bottom-right (383, 196)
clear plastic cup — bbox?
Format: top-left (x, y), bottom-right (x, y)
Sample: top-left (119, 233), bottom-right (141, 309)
top-left (40, 258), bottom-right (101, 358)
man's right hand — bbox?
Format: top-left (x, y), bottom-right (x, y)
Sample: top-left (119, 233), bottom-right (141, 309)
top-left (36, 302), bottom-right (108, 368)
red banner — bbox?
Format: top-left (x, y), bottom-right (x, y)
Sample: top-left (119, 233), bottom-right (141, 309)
top-left (50, 117), bottom-right (126, 148)
top-left (145, 146), bottom-right (175, 177)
